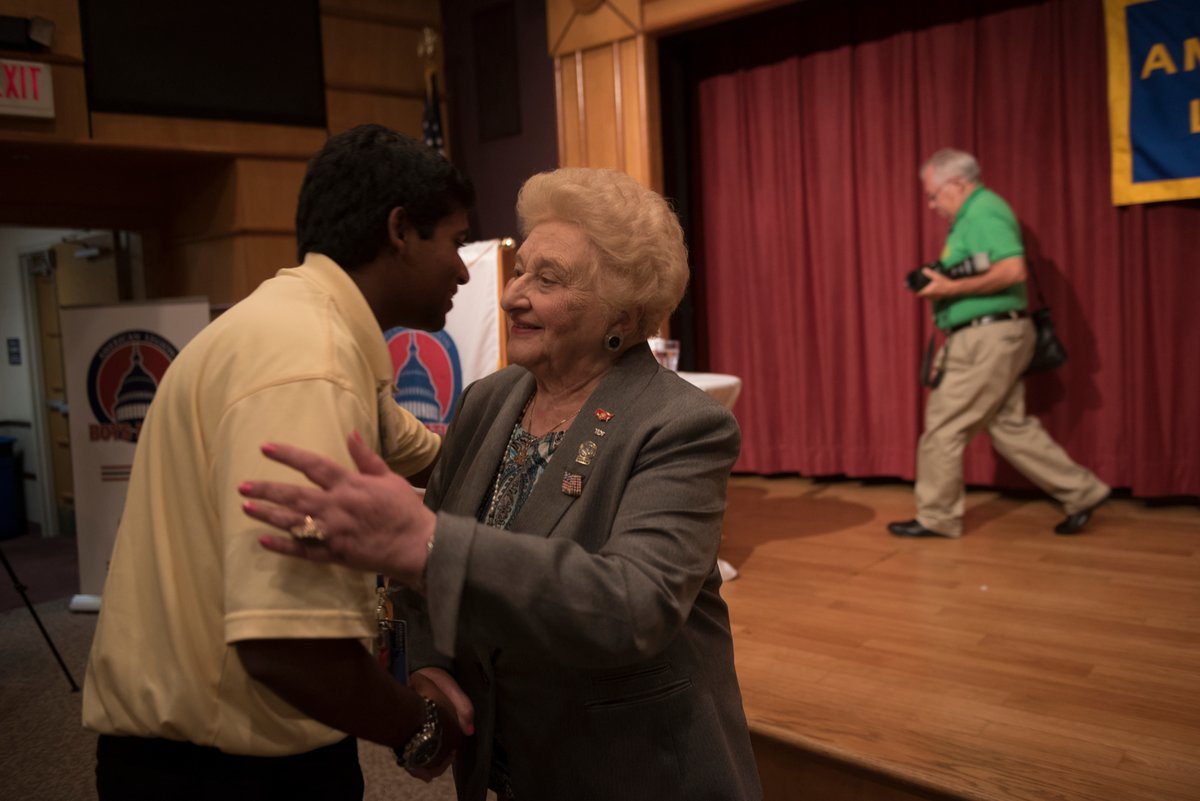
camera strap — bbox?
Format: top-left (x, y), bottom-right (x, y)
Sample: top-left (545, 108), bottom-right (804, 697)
top-left (921, 330), bottom-right (950, 389)
top-left (1025, 259), bottom-right (1049, 310)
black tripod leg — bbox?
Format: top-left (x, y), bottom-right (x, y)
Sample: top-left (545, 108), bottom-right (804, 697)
top-left (0, 545), bottom-right (81, 692)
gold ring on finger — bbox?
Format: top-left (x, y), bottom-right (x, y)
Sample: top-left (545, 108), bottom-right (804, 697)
top-left (290, 514), bottom-right (327, 543)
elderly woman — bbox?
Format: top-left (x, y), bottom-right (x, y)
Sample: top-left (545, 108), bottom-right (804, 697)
top-left (240, 168), bottom-right (762, 801)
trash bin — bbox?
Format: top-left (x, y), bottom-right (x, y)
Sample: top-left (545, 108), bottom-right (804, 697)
top-left (0, 436), bottom-right (27, 540)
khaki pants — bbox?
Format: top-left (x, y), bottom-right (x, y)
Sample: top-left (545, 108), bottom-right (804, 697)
top-left (915, 318), bottom-right (1109, 537)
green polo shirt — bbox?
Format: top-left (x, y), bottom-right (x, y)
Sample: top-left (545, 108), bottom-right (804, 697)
top-left (933, 185), bottom-right (1028, 330)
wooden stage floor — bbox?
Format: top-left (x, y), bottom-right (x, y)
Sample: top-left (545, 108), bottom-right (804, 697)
top-left (717, 476), bottom-right (1200, 801)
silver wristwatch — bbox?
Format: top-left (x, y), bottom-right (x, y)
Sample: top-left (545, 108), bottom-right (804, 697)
top-left (396, 696), bottom-right (442, 770)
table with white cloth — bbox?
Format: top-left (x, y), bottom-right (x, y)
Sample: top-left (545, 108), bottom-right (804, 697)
top-left (679, 371), bottom-right (743, 582)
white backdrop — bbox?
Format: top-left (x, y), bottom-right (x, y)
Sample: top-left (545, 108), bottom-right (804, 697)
top-left (60, 299), bottom-right (209, 608)
top-left (449, 239), bottom-right (505, 382)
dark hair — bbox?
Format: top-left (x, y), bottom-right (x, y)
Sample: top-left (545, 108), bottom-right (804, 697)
top-left (295, 124), bottom-right (474, 268)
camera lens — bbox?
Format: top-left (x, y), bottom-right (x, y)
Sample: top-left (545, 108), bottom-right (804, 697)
top-left (906, 269), bottom-right (931, 292)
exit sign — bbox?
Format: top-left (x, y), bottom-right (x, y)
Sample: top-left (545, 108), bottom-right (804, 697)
top-left (0, 57), bottom-right (54, 118)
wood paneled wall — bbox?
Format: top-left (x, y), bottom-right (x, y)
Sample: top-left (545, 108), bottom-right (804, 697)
top-left (0, 0), bottom-right (447, 305)
top-left (545, 0), bottom-right (794, 191)
top-left (554, 36), bottom-right (660, 191)
top-left (322, 1), bottom-right (448, 137)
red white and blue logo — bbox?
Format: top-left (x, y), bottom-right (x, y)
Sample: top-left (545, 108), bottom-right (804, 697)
top-left (86, 330), bottom-right (178, 443)
top-left (385, 328), bottom-right (462, 435)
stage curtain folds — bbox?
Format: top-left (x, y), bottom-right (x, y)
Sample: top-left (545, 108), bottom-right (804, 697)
top-left (693, 0), bottom-right (1200, 497)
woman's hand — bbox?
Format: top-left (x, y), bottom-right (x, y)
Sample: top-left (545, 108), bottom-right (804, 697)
top-left (239, 432), bottom-right (436, 587)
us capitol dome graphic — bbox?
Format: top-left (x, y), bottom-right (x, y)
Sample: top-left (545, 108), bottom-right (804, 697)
top-left (393, 339), bottom-right (442, 425)
top-left (113, 346), bottom-right (157, 427)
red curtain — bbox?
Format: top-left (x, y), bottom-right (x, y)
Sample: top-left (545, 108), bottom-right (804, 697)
top-left (692, 0), bottom-right (1200, 497)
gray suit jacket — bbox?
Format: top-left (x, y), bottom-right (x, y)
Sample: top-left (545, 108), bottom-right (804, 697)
top-left (404, 344), bottom-right (761, 801)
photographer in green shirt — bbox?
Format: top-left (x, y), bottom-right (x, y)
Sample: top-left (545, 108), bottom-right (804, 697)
top-left (888, 149), bottom-right (1109, 539)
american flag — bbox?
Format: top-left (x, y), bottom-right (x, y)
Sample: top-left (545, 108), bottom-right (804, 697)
top-left (423, 71), bottom-right (445, 156)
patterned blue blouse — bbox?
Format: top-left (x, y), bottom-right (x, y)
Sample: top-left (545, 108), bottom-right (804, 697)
top-left (477, 420), bottom-right (567, 530)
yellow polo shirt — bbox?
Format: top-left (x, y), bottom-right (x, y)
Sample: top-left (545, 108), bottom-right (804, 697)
top-left (82, 254), bottom-right (438, 755)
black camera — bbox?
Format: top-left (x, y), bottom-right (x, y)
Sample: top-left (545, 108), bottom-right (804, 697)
top-left (905, 262), bottom-right (941, 292)
top-left (904, 253), bottom-right (990, 292)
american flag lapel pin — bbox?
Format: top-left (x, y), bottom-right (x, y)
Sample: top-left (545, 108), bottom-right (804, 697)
top-left (561, 471), bottom-right (584, 497)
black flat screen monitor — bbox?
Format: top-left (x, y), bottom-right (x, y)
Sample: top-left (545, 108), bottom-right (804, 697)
top-left (79, 0), bottom-right (326, 128)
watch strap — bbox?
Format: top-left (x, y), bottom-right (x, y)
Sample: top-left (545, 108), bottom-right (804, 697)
top-left (395, 696), bottom-right (441, 770)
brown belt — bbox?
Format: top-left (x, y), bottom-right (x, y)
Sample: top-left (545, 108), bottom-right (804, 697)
top-left (946, 309), bottom-right (1029, 334)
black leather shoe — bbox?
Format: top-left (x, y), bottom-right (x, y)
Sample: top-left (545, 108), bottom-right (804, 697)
top-left (1055, 494), bottom-right (1109, 535)
top-left (888, 519), bottom-right (949, 538)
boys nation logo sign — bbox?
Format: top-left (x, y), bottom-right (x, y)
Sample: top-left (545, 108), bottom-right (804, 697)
top-left (385, 328), bottom-right (463, 435)
top-left (86, 330), bottom-right (178, 443)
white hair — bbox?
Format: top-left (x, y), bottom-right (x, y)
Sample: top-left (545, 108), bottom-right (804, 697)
top-left (516, 168), bottom-right (689, 341)
top-left (921, 148), bottom-right (981, 184)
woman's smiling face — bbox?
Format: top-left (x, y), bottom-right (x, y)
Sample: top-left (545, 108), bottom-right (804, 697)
top-left (502, 220), bottom-right (615, 381)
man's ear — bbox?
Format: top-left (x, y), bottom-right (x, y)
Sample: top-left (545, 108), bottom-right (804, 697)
top-left (386, 207), bottom-right (409, 252)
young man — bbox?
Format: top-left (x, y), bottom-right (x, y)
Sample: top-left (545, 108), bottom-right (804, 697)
top-left (83, 125), bottom-right (474, 800)
top-left (888, 148), bottom-right (1109, 539)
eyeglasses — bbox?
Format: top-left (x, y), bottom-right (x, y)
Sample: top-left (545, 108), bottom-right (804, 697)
top-left (925, 178), bottom-right (959, 203)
